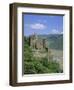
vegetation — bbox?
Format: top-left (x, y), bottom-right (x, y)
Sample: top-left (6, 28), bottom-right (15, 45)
top-left (39, 34), bottom-right (63, 50)
top-left (24, 36), bottom-right (62, 74)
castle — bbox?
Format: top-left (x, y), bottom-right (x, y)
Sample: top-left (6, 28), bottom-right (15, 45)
top-left (28, 33), bottom-right (52, 61)
top-left (29, 33), bottom-right (48, 50)
top-left (27, 34), bottom-right (63, 70)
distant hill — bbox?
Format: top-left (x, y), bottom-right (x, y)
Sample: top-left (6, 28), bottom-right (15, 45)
top-left (38, 34), bottom-right (63, 50)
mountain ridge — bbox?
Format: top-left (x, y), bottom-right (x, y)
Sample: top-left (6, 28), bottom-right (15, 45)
top-left (38, 34), bottom-right (63, 50)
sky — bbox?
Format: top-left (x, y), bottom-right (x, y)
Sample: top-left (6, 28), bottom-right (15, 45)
top-left (23, 13), bottom-right (63, 36)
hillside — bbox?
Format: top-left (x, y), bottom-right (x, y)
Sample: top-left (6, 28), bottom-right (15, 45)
top-left (38, 34), bottom-right (63, 50)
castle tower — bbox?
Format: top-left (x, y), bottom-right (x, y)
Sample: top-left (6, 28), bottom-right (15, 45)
top-left (29, 33), bottom-right (38, 49)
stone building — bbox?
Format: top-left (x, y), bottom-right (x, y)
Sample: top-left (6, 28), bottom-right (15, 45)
top-left (29, 33), bottom-right (48, 50)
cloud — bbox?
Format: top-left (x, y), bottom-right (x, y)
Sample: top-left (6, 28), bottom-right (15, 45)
top-left (52, 29), bottom-right (59, 34)
top-left (30, 23), bottom-right (46, 30)
top-left (60, 31), bottom-right (63, 34)
top-left (50, 29), bottom-right (62, 34)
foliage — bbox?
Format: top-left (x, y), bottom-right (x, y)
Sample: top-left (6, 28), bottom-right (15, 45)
top-left (24, 36), bottom-right (62, 74)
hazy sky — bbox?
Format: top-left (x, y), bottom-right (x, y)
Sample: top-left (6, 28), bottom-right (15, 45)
top-left (23, 13), bottom-right (63, 36)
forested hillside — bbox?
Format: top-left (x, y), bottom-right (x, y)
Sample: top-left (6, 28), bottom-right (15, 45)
top-left (38, 34), bottom-right (63, 50)
top-left (24, 36), bottom-right (63, 74)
